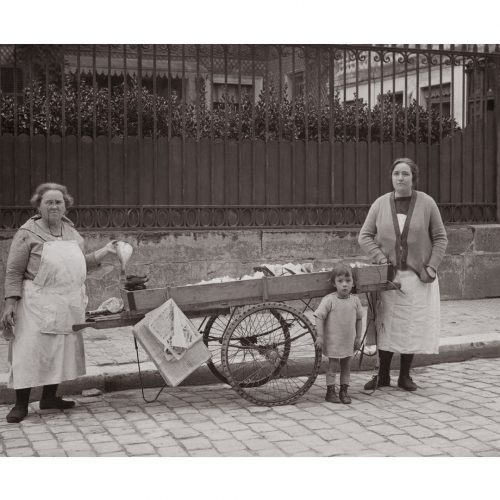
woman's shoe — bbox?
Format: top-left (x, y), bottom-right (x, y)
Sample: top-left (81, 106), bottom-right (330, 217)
top-left (363, 375), bottom-right (390, 391)
top-left (39, 397), bottom-right (76, 410)
top-left (6, 405), bottom-right (28, 423)
top-left (339, 384), bottom-right (352, 404)
top-left (397, 375), bottom-right (417, 391)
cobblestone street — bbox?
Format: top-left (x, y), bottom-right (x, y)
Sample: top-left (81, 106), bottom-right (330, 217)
top-left (1, 357), bottom-right (500, 457)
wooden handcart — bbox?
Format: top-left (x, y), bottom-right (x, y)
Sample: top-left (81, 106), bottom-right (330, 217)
top-left (73, 264), bottom-right (398, 407)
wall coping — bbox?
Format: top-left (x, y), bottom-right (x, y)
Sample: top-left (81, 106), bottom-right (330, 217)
top-left (1, 223), bottom-right (499, 238)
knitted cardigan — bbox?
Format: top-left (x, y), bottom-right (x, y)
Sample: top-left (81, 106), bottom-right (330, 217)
top-left (358, 190), bottom-right (448, 275)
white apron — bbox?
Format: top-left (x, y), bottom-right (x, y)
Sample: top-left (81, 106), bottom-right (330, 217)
top-left (374, 214), bottom-right (440, 354)
top-left (8, 240), bottom-right (87, 389)
top-left (375, 270), bottom-right (440, 354)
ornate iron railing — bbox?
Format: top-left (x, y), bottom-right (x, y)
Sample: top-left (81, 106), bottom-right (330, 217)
top-left (0, 204), bottom-right (496, 231)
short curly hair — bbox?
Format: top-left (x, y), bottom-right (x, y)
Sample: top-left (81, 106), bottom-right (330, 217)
top-left (390, 157), bottom-right (419, 189)
top-left (329, 262), bottom-right (353, 285)
top-left (30, 183), bottom-right (74, 208)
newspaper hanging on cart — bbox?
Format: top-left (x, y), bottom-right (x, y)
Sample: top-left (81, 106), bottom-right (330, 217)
top-left (133, 299), bottom-right (211, 387)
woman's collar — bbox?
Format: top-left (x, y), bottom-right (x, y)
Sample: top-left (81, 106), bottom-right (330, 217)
top-left (393, 189), bottom-right (413, 198)
top-left (29, 214), bottom-right (75, 226)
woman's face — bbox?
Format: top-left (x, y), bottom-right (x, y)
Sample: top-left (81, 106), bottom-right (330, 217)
top-left (392, 162), bottom-right (413, 195)
top-left (39, 189), bottom-right (66, 224)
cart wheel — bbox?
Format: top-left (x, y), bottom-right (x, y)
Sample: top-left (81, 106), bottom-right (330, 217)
top-left (221, 302), bottom-right (321, 406)
top-left (203, 308), bottom-right (288, 386)
top-left (203, 314), bottom-right (232, 384)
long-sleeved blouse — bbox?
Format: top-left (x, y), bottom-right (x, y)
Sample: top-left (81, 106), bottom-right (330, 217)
top-left (4, 216), bottom-right (99, 299)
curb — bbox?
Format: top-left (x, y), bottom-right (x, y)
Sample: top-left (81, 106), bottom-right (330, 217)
top-left (1, 334), bottom-right (500, 405)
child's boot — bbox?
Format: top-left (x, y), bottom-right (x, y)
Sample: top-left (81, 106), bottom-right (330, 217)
top-left (339, 384), bottom-right (352, 404)
top-left (325, 385), bottom-right (340, 404)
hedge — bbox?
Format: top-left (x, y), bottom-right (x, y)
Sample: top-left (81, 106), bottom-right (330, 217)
top-left (0, 77), bottom-right (459, 143)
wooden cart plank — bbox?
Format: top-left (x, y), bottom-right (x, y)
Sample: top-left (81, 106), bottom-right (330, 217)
top-left (121, 267), bottom-right (398, 315)
top-left (75, 268), bottom-right (399, 332)
top-left (73, 306), bottom-right (231, 332)
top-left (122, 278), bottom-right (266, 312)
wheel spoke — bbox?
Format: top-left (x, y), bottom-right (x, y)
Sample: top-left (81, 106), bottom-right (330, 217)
top-left (203, 313), bottom-right (235, 383)
top-left (221, 302), bottom-right (321, 405)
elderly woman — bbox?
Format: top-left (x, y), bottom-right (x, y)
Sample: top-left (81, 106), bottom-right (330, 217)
top-left (358, 158), bottom-right (448, 392)
top-left (1, 183), bottom-right (117, 423)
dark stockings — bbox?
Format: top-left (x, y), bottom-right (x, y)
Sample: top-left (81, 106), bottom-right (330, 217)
top-left (379, 351), bottom-right (414, 378)
top-left (399, 354), bottom-right (414, 377)
top-left (14, 384), bottom-right (59, 407)
top-left (366, 350), bottom-right (417, 392)
top-left (41, 384), bottom-right (58, 401)
top-left (7, 388), bottom-right (31, 423)
top-left (378, 349), bottom-right (394, 380)
top-left (8, 384), bottom-right (72, 423)
top-left (39, 384), bottom-right (75, 410)
top-left (15, 387), bottom-right (31, 408)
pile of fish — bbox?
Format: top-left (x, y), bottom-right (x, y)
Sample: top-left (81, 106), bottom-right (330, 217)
top-left (188, 261), bottom-right (373, 286)
top-left (188, 262), bottom-right (313, 286)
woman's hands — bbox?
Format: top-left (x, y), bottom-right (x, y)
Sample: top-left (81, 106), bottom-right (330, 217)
top-left (425, 266), bottom-right (436, 279)
top-left (93, 240), bottom-right (118, 264)
top-left (104, 240), bottom-right (118, 255)
top-left (419, 265), bottom-right (436, 283)
top-left (1, 298), bottom-right (17, 339)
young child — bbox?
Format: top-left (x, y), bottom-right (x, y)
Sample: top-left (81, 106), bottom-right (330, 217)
top-left (314, 262), bottom-right (363, 404)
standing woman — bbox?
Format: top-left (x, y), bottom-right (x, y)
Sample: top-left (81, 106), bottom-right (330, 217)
top-left (358, 158), bottom-right (448, 391)
top-left (1, 183), bottom-right (117, 423)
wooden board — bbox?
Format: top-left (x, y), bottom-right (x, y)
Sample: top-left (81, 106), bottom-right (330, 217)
top-left (73, 306), bottom-right (230, 332)
top-left (121, 266), bottom-right (397, 314)
top-left (122, 277), bottom-right (269, 313)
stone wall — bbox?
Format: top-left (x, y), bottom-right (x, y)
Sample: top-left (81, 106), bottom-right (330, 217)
top-left (1, 224), bottom-right (500, 310)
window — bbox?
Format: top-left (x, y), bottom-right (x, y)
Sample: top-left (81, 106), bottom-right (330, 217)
top-left (289, 71), bottom-right (305, 97)
top-left (91, 73), bottom-right (183, 101)
top-left (141, 75), bottom-right (183, 101)
top-left (466, 62), bottom-right (495, 123)
top-left (376, 91), bottom-right (403, 106)
top-left (345, 97), bottom-right (364, 106)
top-left (0, 67), bottom-right (23, 103)
top-left (421, 83), bottom-right (451, 117)
top-left (393, 91), bottom-right (403, 105)
top-left (212, 82), bottom-right (253, 109)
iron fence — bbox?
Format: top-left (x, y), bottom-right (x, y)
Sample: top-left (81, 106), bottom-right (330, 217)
top-left (0, 203), bottom-right (496, 231)
top-left (0, 44), bottom-right (499, 229)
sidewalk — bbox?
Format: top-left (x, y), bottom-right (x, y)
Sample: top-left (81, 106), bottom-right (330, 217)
top-left (1, 298), bottom-right (500, 404)
top-left (1, 357), bottom-right (500, 456)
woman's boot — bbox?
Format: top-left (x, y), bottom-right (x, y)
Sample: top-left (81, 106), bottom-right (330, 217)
top-left (364, 350), bottom-right (393, 390)
top-left (39, 384), bottom-right (76, 410)
top-left (398, 354), bottom-right (417, 391)
top-left (6, 388), bottom-right (31, 423)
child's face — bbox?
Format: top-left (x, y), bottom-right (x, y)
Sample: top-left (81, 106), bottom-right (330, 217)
top-left (334, 273), bottom-right (353, 297)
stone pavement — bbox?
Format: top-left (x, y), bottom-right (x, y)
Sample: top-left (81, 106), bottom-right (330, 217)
top-left (1, 298), bottom-right (500, 404)
top-left (0, 357), bottom-right (500, 457)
